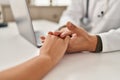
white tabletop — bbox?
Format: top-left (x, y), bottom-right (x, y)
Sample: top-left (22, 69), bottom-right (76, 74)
top-left (0, 20), bottom-right (120, 80)
top-left (0, 20), bottom-right (58, 70)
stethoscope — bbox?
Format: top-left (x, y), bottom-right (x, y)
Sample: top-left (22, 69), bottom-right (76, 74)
top-left (81, 0), bottom-right (109, 26)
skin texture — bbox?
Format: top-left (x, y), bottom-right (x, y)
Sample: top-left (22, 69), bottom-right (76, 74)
top-left (41, 22), bottom-right (97, 53)
top-left (0, 33), bottom-right (70, 80)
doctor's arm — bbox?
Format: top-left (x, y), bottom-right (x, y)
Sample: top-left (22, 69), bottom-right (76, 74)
top-left (98, 28), bottom-right (120, 52)
top-left (59, 0), bottom-right (83, 27)
top-left (55, 22), bottom-right (120, 53)
top-left (57, 0), bottom-right (120, 38)
top-left (0, 33), bottom-right (70, 80)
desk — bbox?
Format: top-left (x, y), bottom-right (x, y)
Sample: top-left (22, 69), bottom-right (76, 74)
top-left (0, 20), bottom-right (120, 80)
top-left (0, 20), bottom-right (58, 70)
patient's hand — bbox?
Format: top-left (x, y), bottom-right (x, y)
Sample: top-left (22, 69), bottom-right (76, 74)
top-left (40, 28), bottom-right (72, 43)
top-left (40, 32), bottom-right (70, 64)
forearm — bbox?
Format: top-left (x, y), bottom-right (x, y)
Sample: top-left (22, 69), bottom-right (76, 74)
top-left (59, 0), bottom-right (83, 28)
top-left (0, 55), bottom-right (55, 80)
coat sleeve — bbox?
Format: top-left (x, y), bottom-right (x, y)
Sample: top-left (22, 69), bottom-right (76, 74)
top-left (59, 0), bottom-right (84, 27)
top-left (98, 28), bottom-right (120, 52)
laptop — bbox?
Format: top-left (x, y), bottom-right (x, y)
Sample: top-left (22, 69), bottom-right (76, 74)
top-left (9, 0), bottom-right (44, 48)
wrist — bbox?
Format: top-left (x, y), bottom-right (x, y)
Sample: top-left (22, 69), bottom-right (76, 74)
top-left (88, 35), bottom-right (98, 52)
top-left (40, 53), bottom-right (60, 65)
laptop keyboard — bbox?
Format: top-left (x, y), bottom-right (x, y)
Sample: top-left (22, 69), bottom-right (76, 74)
top-left (35, 31), bottom-right (44, 48)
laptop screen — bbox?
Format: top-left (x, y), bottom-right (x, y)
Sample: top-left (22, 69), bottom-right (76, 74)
top-left (9, 0), bottom-right (37, 46)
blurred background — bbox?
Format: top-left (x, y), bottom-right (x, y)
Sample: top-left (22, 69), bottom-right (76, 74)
top-left (0, 0), bottom-right (71, 23)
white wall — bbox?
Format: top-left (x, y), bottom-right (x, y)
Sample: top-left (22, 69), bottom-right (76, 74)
top-left (0, 0), bottom-right (9, 5)
top-left (2, 6), bottom-right (66, 22)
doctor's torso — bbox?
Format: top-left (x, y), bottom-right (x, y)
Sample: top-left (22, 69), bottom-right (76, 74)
top-left (83, 0), bottom-right (120, 33)
top-left (61, 0), bottom-right (120, 33)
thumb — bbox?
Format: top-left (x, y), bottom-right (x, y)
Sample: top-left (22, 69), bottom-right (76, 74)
top-left (66, 22), bottom-right (85, 36)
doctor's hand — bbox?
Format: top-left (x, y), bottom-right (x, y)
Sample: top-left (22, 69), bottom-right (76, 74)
top-left (64, 22), bottom-right (98, 53)
top-left (56, 26), bottom-right (73, 38)
top-left (40, 32), bottom-right (70, 64)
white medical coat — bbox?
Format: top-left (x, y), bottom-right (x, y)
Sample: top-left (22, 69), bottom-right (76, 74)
top-left (59, 0), bottom-right (120, 52)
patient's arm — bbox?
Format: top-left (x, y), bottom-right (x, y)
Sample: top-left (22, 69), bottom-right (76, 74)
top-left (0, 33), bottom-right (70, 80)
top-left (0, 55), bottom-right (54, 80)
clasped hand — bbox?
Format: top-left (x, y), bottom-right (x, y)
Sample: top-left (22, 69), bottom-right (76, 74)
top-left (41, 22), bottom-right (97, 53)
